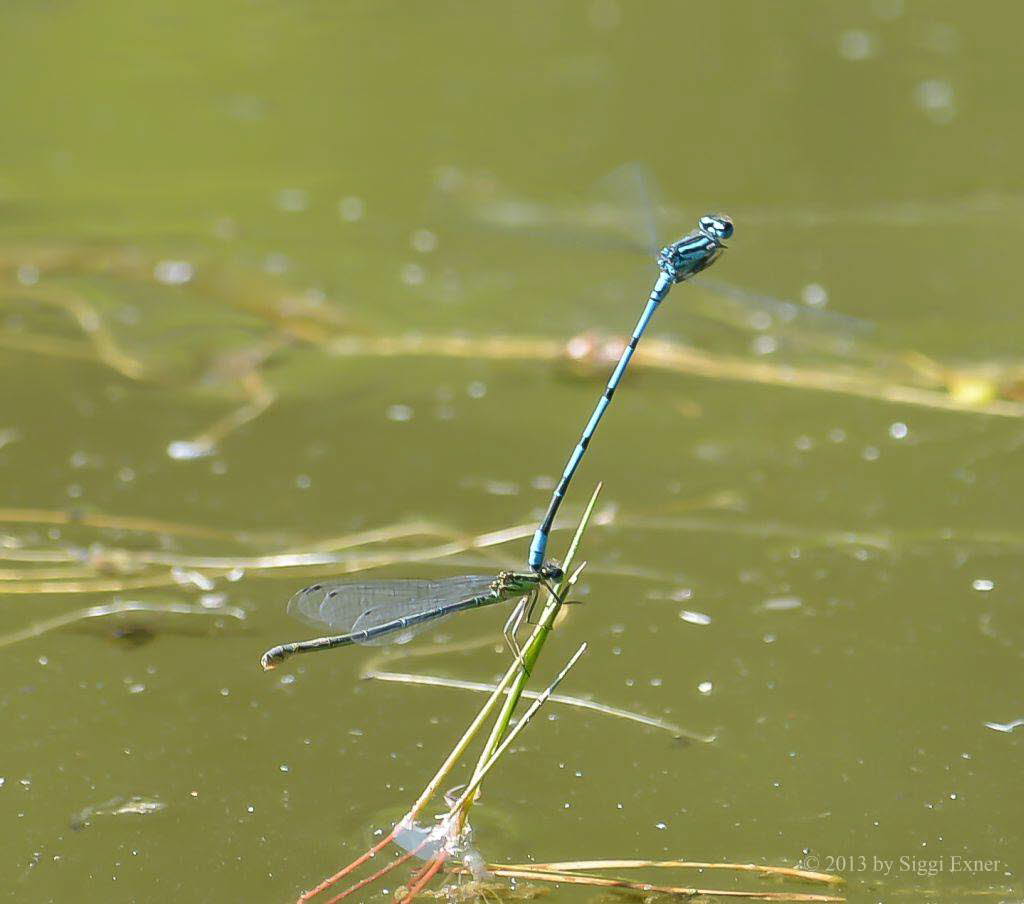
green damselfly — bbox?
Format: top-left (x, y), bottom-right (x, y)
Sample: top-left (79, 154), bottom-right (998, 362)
top-left (260, 563), bottom-right (563, 669)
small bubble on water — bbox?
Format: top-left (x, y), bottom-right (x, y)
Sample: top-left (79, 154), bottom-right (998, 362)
top-left (263, 253), bottom-right (290, 276)
top-left (697, 681), bottom-right (713, 695)
top-left (481, 479), bottom-right (518, 496)
top-left (154, 260), bottom-right (194, 285)
top-left (386, 405), bottom-right (413, 422)
top-left (872, 0), bottom-right (904, 19)
top-left (971, 578), bottom-right (994, 592)
top-left (275, 188), bottom-right (308, 213)
top-left (16, 264), bottom-right (40, 286)
top-left (467, 381), bottom-right (487, 399)
top-left (410, 229), bottom-right (438, 253)
top-left (400, 263), bottom-right (426, 286)
top-left (655, 821), bottom-right (667, 830)
top-left (889, 421), bottom-right (909, 439)
top-left (338, 196), bottom-right (365, 222)
top-left (838, 29), bottom-right (877, 61)
top-left (828, 427), bottom-right (847, 443)
top-left (432, 165), bottom-right (462, 192)
top-left (295, 474), bottom-right (312, 490)
top-left (862, 445), bottom-right (880, 461)
top-left (914, 78), bottom-right (956, 124)
top-left (752, 335), bottom-right (778, 356)
top-left (802, 283), bottom-right (828, 307)
top-left (212, 217), bottom-right (236, 240)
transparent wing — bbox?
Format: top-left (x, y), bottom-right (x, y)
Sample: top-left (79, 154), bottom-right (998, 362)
top-left (433, 161), bottom-right (876, 353)
top-left (692, 276), bottom-right (877, 351)
top-left (286, 575), bottom-right (497, 646)
top-left (594, 160), bottom-right (663, 256)
top-left (597, 163), bottom-right (877, 346)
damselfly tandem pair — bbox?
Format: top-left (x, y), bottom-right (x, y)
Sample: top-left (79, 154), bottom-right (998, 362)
top-left (260, 214), bottom-right (732, 668)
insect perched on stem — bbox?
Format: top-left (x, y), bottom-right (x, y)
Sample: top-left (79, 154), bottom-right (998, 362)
top-left (260, 563), bottom-right (564, 670)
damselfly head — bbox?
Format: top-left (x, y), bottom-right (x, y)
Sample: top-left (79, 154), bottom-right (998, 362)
top-left (698, 213), bottom-right (733, 242)
top-left (539, 562), bottom-right (564, 582)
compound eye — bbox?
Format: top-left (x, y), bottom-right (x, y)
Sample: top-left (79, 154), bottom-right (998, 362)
top-left (700, 214), bottom-right (733, 240)
top-left (544, 563), bottom-right (565, 581)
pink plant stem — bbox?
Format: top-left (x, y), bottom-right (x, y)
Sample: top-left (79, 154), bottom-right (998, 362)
top-left (296, 828), bottom-right (398, 902)
top-left (322, 847), bottom-right (418, 904)
top-left (400, 852), bottom-right (449, 904)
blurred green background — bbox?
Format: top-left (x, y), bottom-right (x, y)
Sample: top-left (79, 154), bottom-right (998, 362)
top-left (1, 1), bottom-right (1021, 901)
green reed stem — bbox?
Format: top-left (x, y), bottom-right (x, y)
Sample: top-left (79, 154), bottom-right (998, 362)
top-left (461, 482), bottom-right (602, 817)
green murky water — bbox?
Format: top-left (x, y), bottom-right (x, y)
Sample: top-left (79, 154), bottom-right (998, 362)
top-left (2, 2), bottom-right (1021, 902)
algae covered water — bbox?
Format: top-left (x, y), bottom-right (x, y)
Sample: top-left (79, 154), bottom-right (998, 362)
top-left (1, 2), bottom-right (1021, 901)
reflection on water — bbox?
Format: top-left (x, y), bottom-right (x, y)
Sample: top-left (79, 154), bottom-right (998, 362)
top-left (0, 242), bottom-right (347, 458)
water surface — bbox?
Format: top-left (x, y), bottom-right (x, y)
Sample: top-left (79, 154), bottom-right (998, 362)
top-left (1, 2), bottom-right (1021, 901)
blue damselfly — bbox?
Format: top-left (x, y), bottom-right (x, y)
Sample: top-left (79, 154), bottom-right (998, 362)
top-left (527, 214), bottom-right (733, 570)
